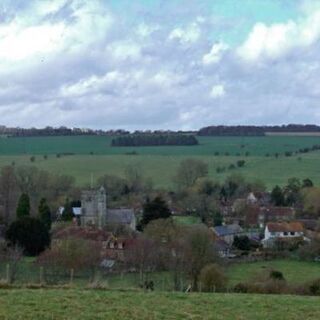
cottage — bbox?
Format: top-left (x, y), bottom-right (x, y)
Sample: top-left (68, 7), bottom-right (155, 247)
top-left (211, 224), bottom-right (244, 246)
top-left (262, 222), bottom-right (304, 248)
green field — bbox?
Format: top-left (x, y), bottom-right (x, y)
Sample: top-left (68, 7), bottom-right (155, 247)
top-left (0, 135), bottom-right (320, 188)
top-left (227, 260), bottom-right (320, 286)
top-left (0, 289), bottom-right (319, 320)
top-left (1, 135), bottom-right (320, 156)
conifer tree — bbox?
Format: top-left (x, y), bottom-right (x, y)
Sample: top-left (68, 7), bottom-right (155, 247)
top-left (16, 193), bottom-right (30, 219)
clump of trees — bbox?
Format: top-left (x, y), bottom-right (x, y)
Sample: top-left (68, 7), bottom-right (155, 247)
top-left (271, 178), bottom-right (314, 208)
top-left (112, 134), bottom-right (198, 147)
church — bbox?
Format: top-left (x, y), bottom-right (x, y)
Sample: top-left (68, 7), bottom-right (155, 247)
top-left (76, 187), bottom-right (136, 230)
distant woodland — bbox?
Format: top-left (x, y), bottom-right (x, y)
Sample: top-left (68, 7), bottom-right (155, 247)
top-left (111, 134), bottom-right (199, 147)
top-left (1, 124), bottom-right (320, 138)
top-left (198, 125), bottom-right (320, 136)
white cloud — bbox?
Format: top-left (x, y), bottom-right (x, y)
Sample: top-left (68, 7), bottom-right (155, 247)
top-left (203, 42), bottom-right (228, 65)
top-left (0, 0), bottom-right (113, 65)
top-left (210, 85), bottom-right (225, 98)
top-left (136, 23), bottom-right (159, 37)
top-left (107, 41), bottom-right (141, 61)
top-left (168, 22), bottom-right (201, 44)
top-left (237, 9), bottom-right (320, 62)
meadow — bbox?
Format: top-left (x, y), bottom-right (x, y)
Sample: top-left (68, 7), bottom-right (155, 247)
top-left (1, 258), bottom-right (319, 292)
top-left (0, 289), bottom-right (319, 320)
top-left (226, 260), bottom-right (320, 286)
top-left (0, 135), bottom-right (320, 188)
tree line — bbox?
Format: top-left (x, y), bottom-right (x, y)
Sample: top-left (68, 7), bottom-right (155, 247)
top-left (111, 134), bottom-right (199, 147)
top-left (198, 124), bottom-right (320, 136)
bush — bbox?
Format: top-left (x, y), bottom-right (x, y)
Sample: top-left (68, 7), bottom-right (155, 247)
top-left (199, 264), bottom-right (227, 292)
top-left (309, 279), bottom-right (320, 295)
top-left (234, 282), bottom-right (248, 293)
top-left (236, 160), bottom-right (246, 167)
top-left (6, 217), bottom-right (50, 256)
top-left (270, 270), bottom-right (285, 281)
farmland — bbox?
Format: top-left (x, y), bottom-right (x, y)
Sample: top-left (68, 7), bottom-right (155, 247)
top-left (226, 260), bottom-right (320, 286)
top-left (0, 135), bottom-right (320, 188)
top-left (0, 289), bottom-right (319, 320)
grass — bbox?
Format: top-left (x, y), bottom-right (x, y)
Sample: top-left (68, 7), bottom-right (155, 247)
top-left (0, 152), bottom-right (319, 189)
top-left (173, 215), bottom-right (202, 225)
top-left (0, 135), bottom-right (320, 188)
top-left (0, 135), bottom-right (320, 156)
top-left (227, 260), bottom-right (320, 286)
top-left (0, 289), bottom-right (319, 319)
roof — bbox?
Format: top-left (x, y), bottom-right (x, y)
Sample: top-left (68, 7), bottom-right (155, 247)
top-left (267, 222), bottom-right (304, 233)
top-left (106, 208), bottom-right (135, 225)
top-left (58, 207), bottom-right (82, 216)
top-left (261, 207), bottom-right (295, 218)
top-left (213, 224), bottom-right (243, 237)
top-left (53, 226), bottom-right (112, 241)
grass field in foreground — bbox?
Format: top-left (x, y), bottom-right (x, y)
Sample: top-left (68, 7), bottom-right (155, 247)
top-left (226, 260), bottom-right (320, 286)
top-left (0, 151), bottom-right (319, 189)
top-left (0, 289), bottom-right (319, 320)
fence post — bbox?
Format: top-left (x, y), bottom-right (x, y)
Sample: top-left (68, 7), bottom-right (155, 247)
top-left (6, 264), bottom-right (10, 284)
top-left (39, 267), bottom-right (44, 285)
top-left (70, 268), bottom-right (74, 285)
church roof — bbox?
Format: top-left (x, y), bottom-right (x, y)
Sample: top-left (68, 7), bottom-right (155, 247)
top-left (107, 208), bottom-right (135, 225)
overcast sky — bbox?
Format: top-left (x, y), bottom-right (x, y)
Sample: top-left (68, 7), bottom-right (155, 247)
top-left (1, 0), bottom-right (320, 130)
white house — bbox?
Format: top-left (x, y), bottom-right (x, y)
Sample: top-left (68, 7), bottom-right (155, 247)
top-left (262, 222), bottom-right (304, 248)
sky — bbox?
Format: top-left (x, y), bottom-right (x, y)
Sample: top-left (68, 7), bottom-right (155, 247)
top-left (0, 0), bottom-right (320, 130)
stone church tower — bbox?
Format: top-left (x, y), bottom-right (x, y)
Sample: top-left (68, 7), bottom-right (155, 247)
top-left (81, 186), bottom-right (107, 228)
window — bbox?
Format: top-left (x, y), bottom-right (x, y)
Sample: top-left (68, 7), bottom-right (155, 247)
top-left (283, 232), bottom-right (288, 236)
top-left (290, 232), bottom-right (295, 236)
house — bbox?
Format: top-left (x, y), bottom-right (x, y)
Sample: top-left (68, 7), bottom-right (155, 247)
top-left (211, 224), bottom-right (244, 246)
top-left (247, 192), bottom-right (258, 205)
top-left (213, 239), bottom-right (235, 258)
top-left (262, 222), bottom-right (305, 248)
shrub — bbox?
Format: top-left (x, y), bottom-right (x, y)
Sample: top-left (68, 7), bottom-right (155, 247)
top-left (236, 160), bottom-right (245, 168)
top-left (30, 156), bottom-right (35, 162)
top-left (270, 270), bottom-right (285, 281)
top-left (199, 264), bottom-right (227, 292)
top-left (309, 279), bottom-right (320, 295)
top-left (234, 282), bottom-right (248, 293)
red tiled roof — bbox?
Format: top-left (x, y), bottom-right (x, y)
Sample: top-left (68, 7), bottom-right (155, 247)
top-left (53, 226), bottom-right (112, 241)
top-left (267, 222), bottom-right (304, 233)
top-left (262, 207), bottom-right (295, 217)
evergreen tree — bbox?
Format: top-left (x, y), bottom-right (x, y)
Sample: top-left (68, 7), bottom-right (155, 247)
top-left (271, 185), bottom-right (285, 206)
top-left (61, 198), bottom-right (74, 221)
top-left (38, 198), bottom-right (51, 230)
top-left (16, 193), bottom-right (30, 219)
top-left (141, 196), bottom-right (171, 228)
top-left (6, 217), bottom-right (50, 256)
